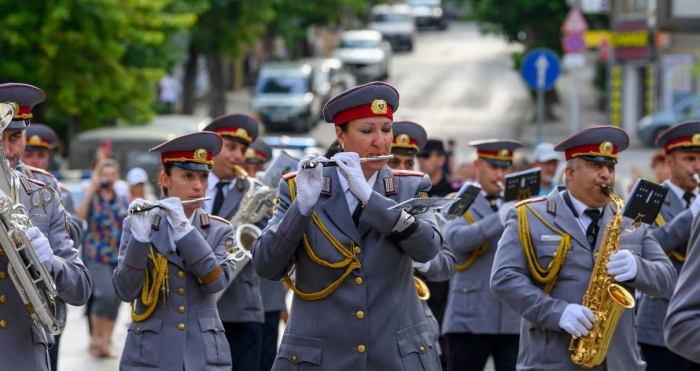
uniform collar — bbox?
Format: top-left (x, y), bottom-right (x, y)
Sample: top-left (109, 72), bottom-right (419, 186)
top-left (663, 179), bottom-right (695, 202)
top-left (568, 192), bottom-right (602, 218)
top-left (336, 168), bottom-right (379, 194)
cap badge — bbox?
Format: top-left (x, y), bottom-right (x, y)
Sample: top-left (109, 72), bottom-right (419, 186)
top-left (599, 141), bottom-right (613, 155)
top-left (693, 133), bottom-right (700, 144)
top-left (371, 99), bottom-right (388, 115)
top-left (245, 148), bottom-right (255, 158)
top-left (236, 128), bottom-right (249, 139)
top-left (194, 149), bottom-right (208, 161)
top-left (498, 149), bottom-right (510, 158)
top-left (5, 101), bottom-right (18, 114)
top-left (396, 134), bottom-right (410, 146)
top-left (28, 135), bottom-right (42, 146)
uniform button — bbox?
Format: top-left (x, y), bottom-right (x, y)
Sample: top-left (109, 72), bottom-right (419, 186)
top-left (177, 271), bottom-right (185, 278)
top-left (354, 246), bottom-right (361, 254)
top-left (357, 344), bottom-right (366, 353)
top-left (214, 327), bottom-right (219, 333)
top-left (178, 306), bottom-right (185, 314)
top-left (135, 327), bottom-right (141, 333)
top-left (0, 295), bottom-right (6, 304)
top-left (461, 288), bottom-right (468, 293)
top-left (419, 345), bottom-right (425, 353)
top-left (0, 271), bottom-right (6, 279)
top-left (177, 323), bottom-right (185, 331)
top-left (0, 320), bottom-right (7, 328)
top-left (177, 288), bottom-right (185, 295)
top-left (355, 277), bottom-right (363, 285)
top-left (291, 355), bottom-right (298, 362)
top-left (356, 311), bottom-right (365, 319)
top-left (0, 248), bottom-right (5, 256)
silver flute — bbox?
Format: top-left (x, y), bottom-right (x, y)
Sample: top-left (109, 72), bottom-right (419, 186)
top-left (301, 155), bottom-right (394, 169)
top-left (129, 196), bottom-right (212, 214)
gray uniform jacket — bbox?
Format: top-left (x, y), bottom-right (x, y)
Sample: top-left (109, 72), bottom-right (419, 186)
top-left (442, 191), bottom-right (521, 336)
top-left (209, 176), bottom-right (265, 324)
top-left (491, 188), bottom-right (677, 371)
top-left (1, 175), bottom-right (92, 371)
top-left (260, 279), bottom-right (287, 313)
top-left (664, 213), bottom-right (700, 363)
top-left (638, 184), bottom-right (689, 347)
top-left (251, 166), bottom-right (443, 371)
top-left (418, 240), bottom-right (455, 355)
top-left (113, 208), bottom-right (235, 370)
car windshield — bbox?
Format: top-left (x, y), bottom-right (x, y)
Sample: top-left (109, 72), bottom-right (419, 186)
top-left (256, 76), bottom-right (309, 94)
top-left (371, 13), bottom-right (411, 22)
top-left (339, 38), bottom-right (381, 49)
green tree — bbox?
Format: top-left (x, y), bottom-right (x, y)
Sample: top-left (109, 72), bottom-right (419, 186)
top-left (0, 0), bottom-right (201, 141)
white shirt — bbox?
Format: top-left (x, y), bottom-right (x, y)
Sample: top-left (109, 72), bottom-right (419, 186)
top-left (204, 172), bottom-right (235, 214)
top-left (569, 193), bottom-right (604, 234)
top-left (336, 168), bottom-right (378, 213)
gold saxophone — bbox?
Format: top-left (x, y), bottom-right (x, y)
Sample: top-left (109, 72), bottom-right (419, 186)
top-left (569, 185), bottom-right (636, 368)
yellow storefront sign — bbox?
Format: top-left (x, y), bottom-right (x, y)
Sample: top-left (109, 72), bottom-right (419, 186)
top-left (583, 30), bottom-right (650, 48)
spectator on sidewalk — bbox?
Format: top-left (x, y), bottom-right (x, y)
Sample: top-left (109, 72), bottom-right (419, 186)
top-left (532, 142), bottom-right (563, 196)
top-left (158, 71), bottom-right (180, 113)
top-left (126, 167), bottom-right (156, 203)
top-left (418, 139), bottom-right (459, 197)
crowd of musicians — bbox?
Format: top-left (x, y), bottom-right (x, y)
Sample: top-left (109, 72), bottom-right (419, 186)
top-left (2, 80), bottom-right (700, 371)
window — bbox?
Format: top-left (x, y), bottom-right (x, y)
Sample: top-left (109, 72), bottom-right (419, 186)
top-left (256, 76), bottom-right (310, 94)
top-left (623, 0), bottom-right (647, 12)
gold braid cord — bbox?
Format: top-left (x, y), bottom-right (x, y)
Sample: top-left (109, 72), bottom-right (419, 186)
top-left (654, 214), bottom-right (685, 262)
top-left (518, 204), bottom-right (572, 294)
top-left (131, 246), bottom-right (170, 322)
top-left (283, 178), bottom-right (362, 301)
top-left (455, 211), bottom-right (489, 271)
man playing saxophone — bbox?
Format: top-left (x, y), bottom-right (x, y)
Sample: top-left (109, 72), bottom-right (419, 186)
top-left (201, 113), bottom-right (267, 371)
top-left (0, 84), bottom-right (92, 370)
top-left (637, 121), bottom-right (700, 370)
top-left (491, 126), bottom-right (675, 371)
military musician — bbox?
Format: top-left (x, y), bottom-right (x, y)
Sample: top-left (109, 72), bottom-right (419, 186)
top-left (637, 121), bottom-right (700, 370)
top-left (0, 84), bottom-right (92, 370)
top-left (251, 82), bottom-right (443, 370)
top-left (113, 131), bottom-right (234, 370)
top-left (491, 126), bottom-right (676, 370)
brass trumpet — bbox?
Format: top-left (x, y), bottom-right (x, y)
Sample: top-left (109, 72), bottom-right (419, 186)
top-left (693, 173), bottom-right (700, 184)
top-left (414, 276), bottom-right (430, 301)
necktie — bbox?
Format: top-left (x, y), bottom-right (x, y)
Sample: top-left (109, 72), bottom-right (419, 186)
top-left (584, 208), bottom-right (602, 247)
top-left (352, 202), bottom-right (363, 227)
top-left (211, 181), bottom-right (230, 216)
top-left (683, 192), bottom-right (695, 209)
top-left (485, 195), bottom-right (500, 212)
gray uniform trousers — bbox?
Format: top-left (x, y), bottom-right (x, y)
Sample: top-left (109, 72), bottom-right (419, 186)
top-left (491, 188), bottom-right (676, 371)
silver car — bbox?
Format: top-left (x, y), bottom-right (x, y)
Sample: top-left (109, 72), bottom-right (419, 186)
top-left (332, 30), bottom-right (392, 82)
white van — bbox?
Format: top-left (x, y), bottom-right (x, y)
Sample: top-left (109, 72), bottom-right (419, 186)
top-left (368, 4), bottom-right (416, 51)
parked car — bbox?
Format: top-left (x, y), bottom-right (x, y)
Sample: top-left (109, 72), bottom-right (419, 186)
top-left (261, 135), bottom-right (324, 161)
top-left (300, 58), bottom-right (357, 105)
top-left (368, 3), bottom-right (416, 51)
top-left (409, 0), bottom-right (447, 30)
top-left (251, 61), bottom-right (324, 133)
top-left (332, 30), bottom-right (392, 82)
top-left (637, 95), bottom-right (700, 147)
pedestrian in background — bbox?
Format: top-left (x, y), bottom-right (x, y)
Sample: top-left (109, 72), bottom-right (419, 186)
top-left (418, 139), bottom-right (459, 197)
top-left (532, 142), bottom-right (563, 196)
top-left (126, 167), bottom-right (156, 203)
top-left (76, 158), bottom-right (129, 359)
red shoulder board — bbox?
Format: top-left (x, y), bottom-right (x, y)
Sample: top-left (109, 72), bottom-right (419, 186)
top-left (208, 214), bottom-right (232, 226)
top-left (27, 178), bottom-right (47, 187)
top-left (391, 169), bottom-right (424, 177)
top-left (515, 196), bottom-right (547, 208)
top-left (27, 165), bottom-right (57, 179)
top-left (282, 171), bottom-right (298, 181)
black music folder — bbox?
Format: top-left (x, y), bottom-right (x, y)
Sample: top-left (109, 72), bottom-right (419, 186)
top-left (504, 167), bottom-right (541, 202)
top-left (388, 197), bottom-right (457, 216)
top-left (443, 183), bottom-right (481, 220)
top-left (623, 179), bottom-right (669, 225)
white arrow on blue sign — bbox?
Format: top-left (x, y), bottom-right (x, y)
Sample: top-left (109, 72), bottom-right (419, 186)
top-left (521, 48), bottom-right (561, 91)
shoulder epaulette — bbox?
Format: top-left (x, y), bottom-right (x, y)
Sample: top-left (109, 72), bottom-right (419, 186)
top-left (515, 196), bottom-right (547, 208)
top-left (26, 177), bottom-right (48, 188)
top-left (283, 171), bottom-right (298, 181)
top-left (26, 165), bottom-right (57, 179)
top-left (208, 214), bottom-right (232, 225)
top-left (391, 169), bottom-right (424, 177)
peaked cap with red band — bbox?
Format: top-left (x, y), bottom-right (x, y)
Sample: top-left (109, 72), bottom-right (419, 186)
top-left (150, 131), bottom-right (223, 172)
top-left (244, 138), bottom-right (273, 164)
top-left (322, 81), bottom-right (399, 125)
top-left (392, 121), bottom-right (427, 155)
top-left (655, 121), bottom-right (700, 154)
top-left (203, 113), bottom-right (259, 145)
top-left (25, 124), bottom-right (59, 151)
top-left (469, 139), bottom-right (523, 167)
top-left (554, 125), bottom-right (629, 164)
top-left (0, 83), bottom-right (45, 130)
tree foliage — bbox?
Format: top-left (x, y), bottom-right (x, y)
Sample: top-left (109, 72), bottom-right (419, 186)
top-left (0, 0), bottom-right (202, 132)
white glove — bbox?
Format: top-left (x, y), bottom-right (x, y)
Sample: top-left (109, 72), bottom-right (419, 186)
top-left (129, 198), bottom-right (153, 242)
top-left (412, 260), bottom-right (431, 273)
top-left (606, 249), bottom-right (638, 282)
top-left (333, 152), bottom-right (372, 204)
top-left (156, 197), bottom-right (193, 241)
top-left (26, 226), bottom-right (53, 267)
top-left (559, 303), bottom-right (596, 337)
top-left (498, 200), bottom-right (517, 226)
top-left (296, 153), bottom-right (327, 215)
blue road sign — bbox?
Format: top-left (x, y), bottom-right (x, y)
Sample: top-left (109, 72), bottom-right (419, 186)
top-left (563, 32), bottom-right (586, 54)
top-left (521, 48), bottom-right (561, 91)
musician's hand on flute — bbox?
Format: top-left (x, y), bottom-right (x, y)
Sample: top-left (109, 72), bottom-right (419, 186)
top-left (129, 198), bottom-right (154, 242)
top-left (297, 153), bottom-right (326, 215)
top-left (333, 152), bottom-right (372, 204)
top-left (157, 197), bottom-right (193, 240)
